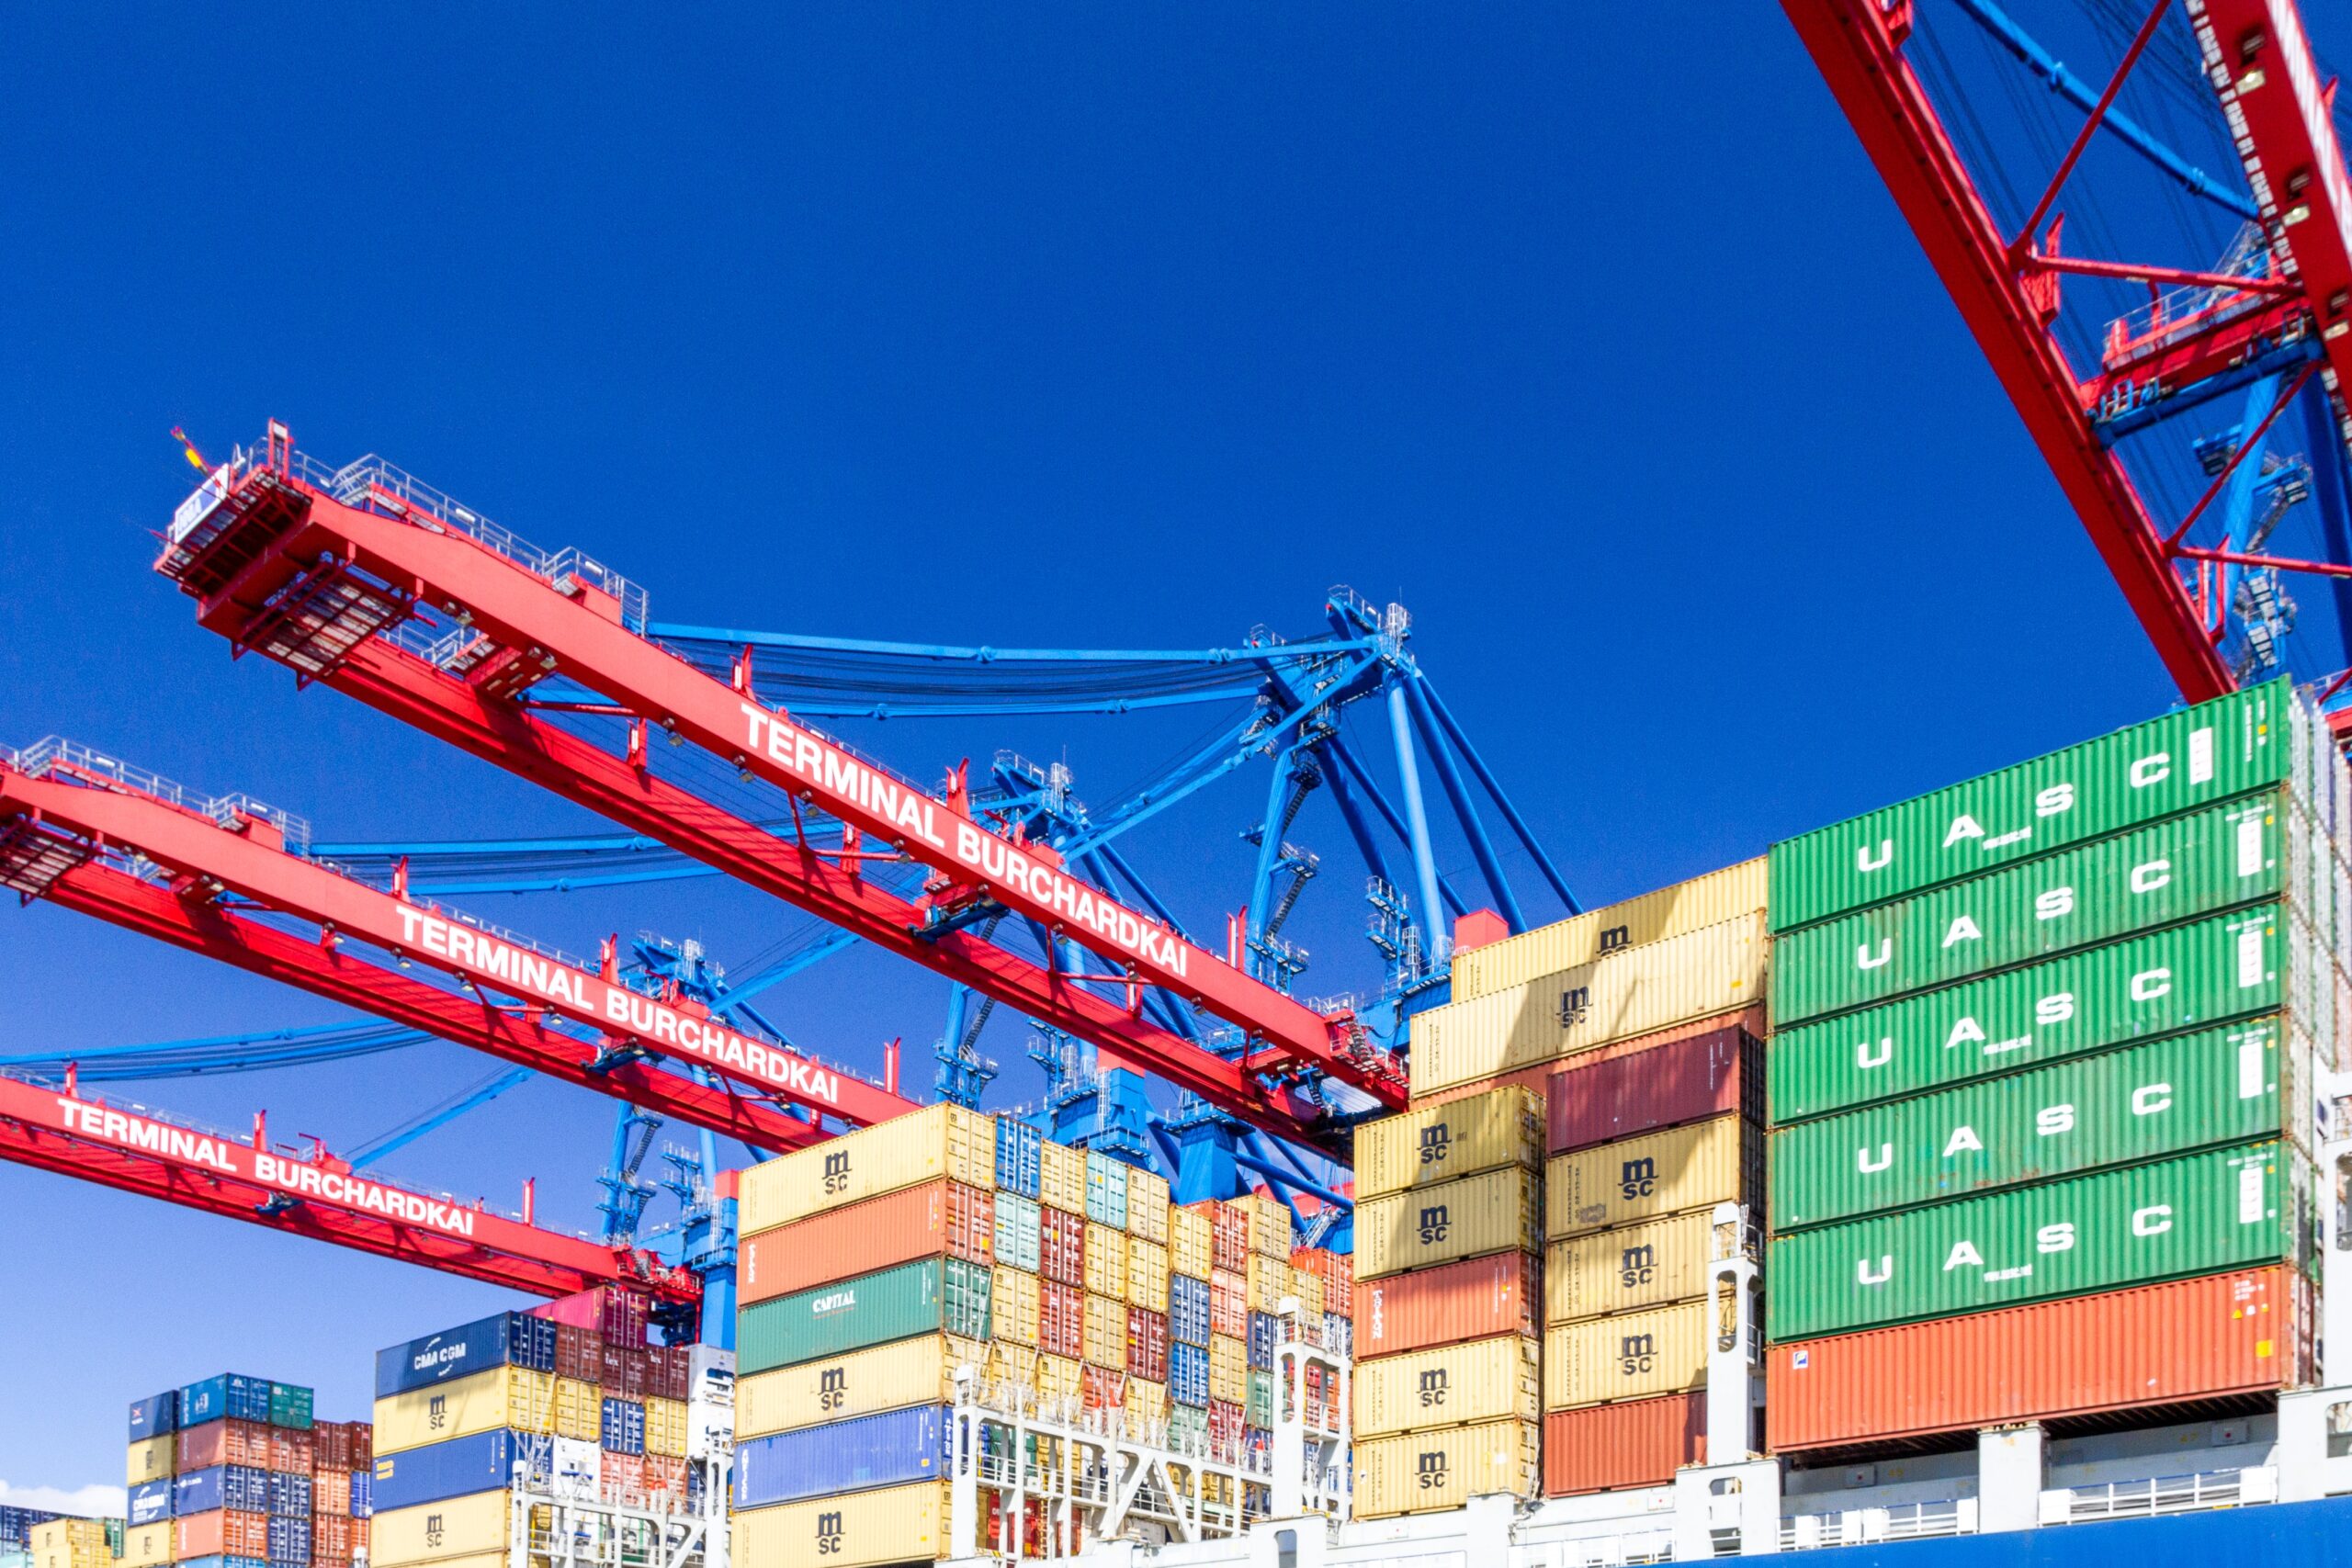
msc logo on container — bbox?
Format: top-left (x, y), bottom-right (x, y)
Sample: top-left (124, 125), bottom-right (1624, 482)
top-left (822, 1150), bottom-right (853, 1195)
top-left (1559, 985), bottom-right (1592, 1026)
top-left (1417, 1204), bottom-right (1451, 1246)
top-left (815, 1512), bottom-right (845, 1556)
top-left (425, 1394), bottom-right (448, 1431)
top-left (1618, 1243), bottom-right (1657, 1289)
top-left (819, 1367), bottom-right (848, 1411)
top-left (1416, 1450), bottom-right (1450, 1491)
top-left (1417, 1368), bottom-right (1450, 1408)
top-left (1599, 924), bottom-right (1631, 953)
top-left (1619, 1157), bottom-right (1657, 1201)
top-left (1617, 1333), bottom-right (1657, 1377)
top-left (423, 1516), bottom-right (445, 1551)
top-left (1418, 1123), bottom-right (1453, 1167)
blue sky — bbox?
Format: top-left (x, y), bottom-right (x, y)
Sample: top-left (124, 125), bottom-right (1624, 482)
top-left (0, 6), bottom-right (2186, 1495)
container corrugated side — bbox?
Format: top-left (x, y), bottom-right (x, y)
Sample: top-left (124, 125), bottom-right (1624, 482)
top-left (1169, 1205), bottom-right (1213, 1280)
top-left (1353, 1334), bottom-right (1543, 1437)
top-left (1127, 1238), bottom-right (1170, 1310)
top-left (1413, 1007), bottom-right (1770, 1114)
top-left (373, 1368), bottom-right (554, 1454)
top-left (1454, 861), bottom-right (1768, 1004)
top-left (1774, 794), bottom-right (2316, 1028)
top-left (367, 1492), bottom-right (510, 1567)
top-left (1355, 1087), bottom-right (1544, 1199)
top-left (736, 1335), bottom-right (986, 1438)
top-left (1549, 1020), bottom-right (1763, 1155)
top-left (732, 1481), bottom-right (949, 1568)
top-left (125, 1436), bottom-right (173, 1485)
top-left (1128, 1167), bottom-right (1171, 1245)
top-left (1546, 1210), bottom-right (1736, 1324)
top-left (1767, 902), bottom-right (2340, 1124)
top-left (1352, 1419), bottom-right (1541, 1517)
top-left (993, 1191), bottom-right (1041, 1273)
top-left (1546, 1114), bottom-right (1761, 1238)
top-left (1543, 1393), bottom-right (1708, 1495)
top-left (739, 1179), bottom-right (994, 1304)
top-left (1768, 1140), bottom-right (2312, 1341)
top-left (737, 1257), bottom-right (993, 1374)
top-left (1084, 1224), bottom-right (1127, 1302)
top-left (1040, 1139), bottom-right (1087, 1215)
top-left (371, 1432), bottom-right (551, 1512)
top-left (374, 1313), bottom-right (554, 1398)
top-left (1770, 680), bottom-right (2290, 932)
top-left (734, 1404), bottom-right (950, 1507)
top-left (738, 1105), bottom-right (996, 1235)
top-left (1766, 1265), bottom-right (2312, 1450)
top-left (1544, 1299), bottom-right (1719, 1409)
top-left (1771, 1021), bottom-right (2312, 1230)
top-left (1412, 914), bottom-right (1768, 1097)
top-left (1359, 1253), bottom-right (1543, 1357)
top-left (1355, 1167), bottom-right (1544, 1280)
top-left (990, 1266), bottom-right (1040, 1346)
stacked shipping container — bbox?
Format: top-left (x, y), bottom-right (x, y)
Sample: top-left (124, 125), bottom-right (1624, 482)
top-left (28, 1518), bottom-right (119, 1568)
top-left (119, 1375), bottom-right (365, 1568)
top-left (1763, 678), bottom-right (2340, 1451)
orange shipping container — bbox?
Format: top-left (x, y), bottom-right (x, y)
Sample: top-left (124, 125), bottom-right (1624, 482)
top-left (1359, 1252), bottom-right (1542, 1359)
top-left (1292, 1248), bottom-right (1353, 1317)
top-left (739, 1179), bottom-right (993, 1304)
top-left (178, 1419), bottom-right (271, 1471)
top-left (1208, 1269), bottom-right (1248, 1338)
top-left (1544, 1393), bottom-right (1707, 1495)
top-left (270, 1427), bottom-right (315, 1474)
top-left (176, 1512), bottom-right (268, 1562)
top-left (1767, 1267), bottom-right (2312, 1452)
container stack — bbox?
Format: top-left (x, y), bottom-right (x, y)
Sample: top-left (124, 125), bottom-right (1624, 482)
top-left (1, 1507), bottom-right (61, 1568)
top-left (1349, 1088), bottom-right (1545, 1518)
top-left (28, 1518), bottom-right (119, 1568)
top-left (1763, 677), bottom-right (2338, 1452)
top-left (120, 1374), bottom-right (343, 1568)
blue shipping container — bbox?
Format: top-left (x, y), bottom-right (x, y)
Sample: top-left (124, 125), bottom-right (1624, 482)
top-left (372, 1430), bottom-right (552, 1512)
top-left (376, 1312), bottom-right (558, 1397)
top-left (600, 1398), bottom-right (645, 1457)
top-left (1170, 1275), bottom-right (1210, 1348)
top-left (347, 1472), bottom-right (371, 1520)
top-left (266, 1474), bottom-right (311, 1519)
top-left (175, 1466), bottom-right (269, 1517)
top-left (180, 1375), bottom-right (270, 1426)
top-left (1170, 1342), bottom-right (1209, 1407)
top-left (1084, 1150), bottom-right (1129, 1229)
top-left (129, 1391), bottom-right (177, 1441)
top-left (266, 1518), bottom-right (310, 1566)
top-left (128, 1482), bottom-right (172, 1528)
top-left (1247, 1312), bottom-right (1274, 1372)
top-left (734, 1404), bottom-right (951, 1508)
top-left (995, 1117), bottom-right (1042, 1199)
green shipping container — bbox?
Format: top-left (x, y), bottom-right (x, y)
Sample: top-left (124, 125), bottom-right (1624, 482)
top-left (1770, 1021), bottom-right (2312, 1230)
top-left (1767, 1140), bottom-right (2312, 1341)
top-left (1770, 680), bottom-right (2293, 933)
top-left (1772, 794), bottom-right (2322, 1029)
top-left (737, 1255), bottom-right (993, 1375)
top-left (1768, 903), bottom-right (2343, 1124)
top-left (267, 1382), bottom-right (314, 1430)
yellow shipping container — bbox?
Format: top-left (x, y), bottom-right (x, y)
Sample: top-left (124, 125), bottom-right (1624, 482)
top-left (127, 1432), bottom-right (174, 1484)
top-left (1546, 1210), bottom-right (1739, 1324)
top-left (1126, 1237), bottom-right (1170, 1312)
top-left (739, 1103), bottom-right (996, 1235)
top-left (1209, 1335), bottom-right (1247, 1403)
top-left (119, 1523), bottom-right (172, 1568)
top-left (1126, 1377), bottom-right (1169, 1431)
top-left (1169, 1203), bottom-right (1213, 1280)
top-left (1287, 1266), bottom-right (1326, 1319)
top-left (32, 1521), bottom-right (113, 1568)
top-left (643, 1395), bottom-right (688, 1458)
top-left (1545, 1114), bottom-right (1760, 1239)
top-left (1127, 1167), bottom-right (1171, 1245)
top-left (990, 1264), bottom-right (1040, 1346)
top-left (370, 1492), bottom-right (514, 1566)
top-left (1355, 1333), bottom-right (1543, 1438)
top-left (1242, 1192), bottom-right (1289, 1258)
top-left (1411, 912), bottom-right (1768, 1097)
top-left (554, 1377), bottom-right (600, 1442)
top-left (1035, 1352), bottom-right (1084, 1401)
top-left (733, 1482), bottom-right (950, 1568)
top-left (739, 1334), bottom-right (986, 1437)
top-left (1544, 1300), bottom-right (1719, 1410)
top-left (1040, 1139), bottom-right (1087, 1215)
top-left (375, 1365), bottom-right (556, 1453)
top-left (1453, 860), bottom-right (1768, 1004)
top-left (1355, 1167), bottom-right (1544, 1280)
top-left (1084, 1224), bottom-right (1127, 1302)
top-left (1245, 1254), bottom-right (1281, 1314)
top-left (1084, 1293), bottom-right (1127, 1371)
top-left (1355, 1086), bottom-right (1545, 1200)
top-left (1353, 1419), bottom-right (1542, 1518)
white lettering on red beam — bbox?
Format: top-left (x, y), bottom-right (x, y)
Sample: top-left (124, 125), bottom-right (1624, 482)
top-left (54, 1099), bottom-right (481, 1240)
top-left (392, 904), bottom-right (845, 1111)
top-left (740, 704), bottom-right (1192, 982)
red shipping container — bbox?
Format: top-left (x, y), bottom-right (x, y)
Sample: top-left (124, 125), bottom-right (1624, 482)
top-left (310, 1422), bottom-right (345, 1475)
top-left (1544, 1393), bottom-right (1706, 1495)
top-left (1206, 1398), bottom-right (1244, 1457)
top-left (312, 1471), bottom-right (351, 1517)
top-left (1125, 1307), bottom-right (1170, 1383)
top-left (1547, 1021), bottom-right (1762, 1155)
top-left (648, 1344), bottom-right (691, 1402)
top-left (1359, 1251), bottom-right (1541, 1358)
top-left (1208, 1269), bottom-right (1247, 1338)
top-left (310, 1513), bottom-right (355, 1566)
top-left (1081, 1365), bottom-right (1126, 1410)
top-left (605, 1452), bottom-right (646, 1496)
top-left (531, 1290), bottom-right (602, 1329)
top-left (738, 1179), bottom-right (995, 1304)
top-left (1041, 1206), bottom-right (1086, 1288)
top-left (1290, 1248), bottom-right (1353, 1318)
top-left (176, 1511), bottom-right (269, 1561)
top-left (640, 1454), bottom-right (687, 1501)
top-left (269, 1427), bottom-right (315, 1475)
top-left (1417, 1005), bottom-right (1770, 1112)
top-left (1769, 1266), bottom-right (2312, 1451)
top-left (352, 1425), bottom-right (372, 1467)
top-left (178, 1418), bottom-right (272, 1472)
top-left (555, 1324), bottom-right (605, 1382)
top-left (599, 1342), bottom-right (648, 1400)
top-left (1039, 1280), bottom-right (1085, 1359)
top-left (601, 1287), bottom-right (651, 1348)
top-left (1195, 1202), bottom-right (1249, 1273)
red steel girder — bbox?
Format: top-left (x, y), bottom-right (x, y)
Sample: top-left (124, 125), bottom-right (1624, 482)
top-left (0, 764), bottom-right (908, 1132)
top-left (1782, 0), bottom-right (2237, 703)
top-left (0, 1074), bottom-right (693, 1302)
top-left (164, 472), bottom-right (1393, 1105)
top-left (2083, 294), bottom-right (2309, 414)
top-left (34, 854), bottom-right (830, 1153)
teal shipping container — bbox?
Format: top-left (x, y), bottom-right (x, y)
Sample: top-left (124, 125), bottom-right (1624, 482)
top-left (994, 1191), bottom-right (1042, 1272)
top-left (738, 1256), bottom-right (992, 1375)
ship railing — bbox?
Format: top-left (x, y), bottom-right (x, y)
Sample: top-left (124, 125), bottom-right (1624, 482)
top-left (1522, 1529), bottom-right (1678, 1567)
top-left (1780, 1498), bottom-right (1976, 1551)
top-left (2039, 1464), bottom-right (2277, 1525)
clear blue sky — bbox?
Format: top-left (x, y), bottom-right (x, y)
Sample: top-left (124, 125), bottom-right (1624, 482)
top-left (0, 5), bottom-right (2181, 1498)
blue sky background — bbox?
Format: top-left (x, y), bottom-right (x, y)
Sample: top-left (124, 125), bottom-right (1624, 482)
top-left (0, 5), bottom-right (2185, 1496)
